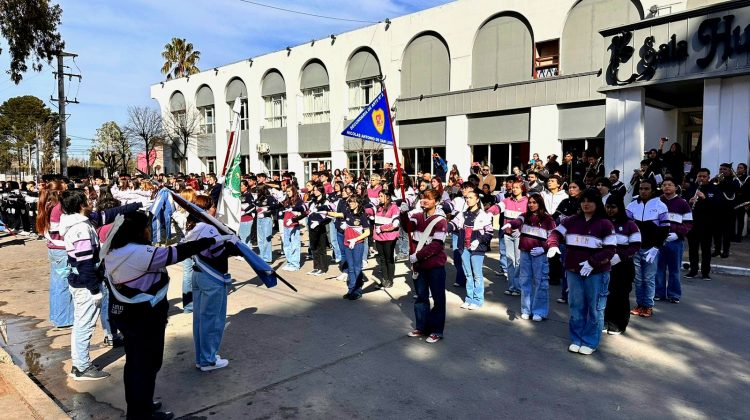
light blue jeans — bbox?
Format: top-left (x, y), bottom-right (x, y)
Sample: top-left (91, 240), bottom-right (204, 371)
top-left (182, 258), bottom-right (194, 313)
top-left (567, 271), bottom-right (609, 349)
top-left (396, 228), bottom-right (409, 257)
top-left (238, 220), bottom-right (254, 246)
top-left (519, 251), bottom-right (550, 317)
top-left (100, 283), bottom-right (112, 339)
top-left (48, 248), bottom-right (74, 327)
top-left (461, 249), bottom-right (484, 306)
top-left (503, 234), bottom-right (522, 292)
top-left (656, 240), bottom-right (683, 300)
top-left (256, 217), bottom-right (273, 263)
top-left (634, 249), bottom-right (657, 307)
top-left (327, 223), bottom-right (341, 263)
top-left (69, 286), bottom-right (100, 371)
top-left (283, 226), bottom-right (301, 270)
top-left (497, 230), bottom-right (508, 273)
top-left (192, 270), bottom-right (228, 367)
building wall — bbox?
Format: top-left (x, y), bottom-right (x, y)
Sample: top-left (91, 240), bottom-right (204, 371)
top-left (151, 0), bottom-right (692, 178)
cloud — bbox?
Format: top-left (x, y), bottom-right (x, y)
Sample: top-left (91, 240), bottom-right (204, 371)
top-left (0, 0), bottom-right (451, 153)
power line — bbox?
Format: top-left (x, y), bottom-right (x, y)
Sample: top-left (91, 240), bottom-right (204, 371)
top-left (236, 0), bottom-right (379, 24)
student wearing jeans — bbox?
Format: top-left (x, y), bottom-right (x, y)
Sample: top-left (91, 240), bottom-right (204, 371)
top-left (498, 180), bottom-right (528, 296)
top-left (341, 196), bottom-right (370, 300)
top-left (254, 186), bottom-right (278, 263)
top-left (448, 189), bottom-right (493, 310)
top-left (280, 185), bottom-right (306, 271)
top-left (505, 193), bottom-right (556, 321)
top-left (59, 189), bottom-right (108, 380)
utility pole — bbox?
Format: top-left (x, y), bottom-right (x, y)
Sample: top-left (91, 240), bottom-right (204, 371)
top-left (53, 51), bottom-right (81, 177)
top-left (35, 132), bottom-right (41, 185)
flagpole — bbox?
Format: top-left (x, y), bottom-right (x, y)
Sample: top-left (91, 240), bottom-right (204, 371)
top-left (381, 85), bottom-right (416, 258)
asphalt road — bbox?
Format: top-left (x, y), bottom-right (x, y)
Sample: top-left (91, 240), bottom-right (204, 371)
top-left (0, 235), bottom-right (748, 419)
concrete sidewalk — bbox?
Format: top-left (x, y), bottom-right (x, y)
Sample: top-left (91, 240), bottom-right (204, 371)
top-left (0, 234), bottom-right (749, 419)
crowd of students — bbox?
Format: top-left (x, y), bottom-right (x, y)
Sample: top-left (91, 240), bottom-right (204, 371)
top-left (2, 139), bottom-right (748, 419)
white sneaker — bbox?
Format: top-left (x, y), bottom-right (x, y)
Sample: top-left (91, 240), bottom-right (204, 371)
top-left (532, 315), bottom-right (543, 322)
top-left (460, 302), bottom-right (470, 309)
top-left (336, 273), bottom-right (348, 281)
top-left (19, 230), bottom-right (31, 236)
top-left (233, 256), bottom-right (244, 261)
top-left (578, 346), bottom-right (595, 355)
top-left (306, 270), bottom-right (317, 275)
top-left (568, 344), bottom-right (581, 353)
top-left (520, 313), bottom-right (530, 320)
top-left (200, 357), bottom-right (229, 371)
top-left (467, 304), bottom-right (480, 310)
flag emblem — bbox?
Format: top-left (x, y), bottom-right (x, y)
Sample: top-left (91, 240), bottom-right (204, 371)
top-left (372, 108), bottom-right (385, 134)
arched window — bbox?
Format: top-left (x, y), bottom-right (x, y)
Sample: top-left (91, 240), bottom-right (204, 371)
top-left (401, 33), bottom-right (450, 97)
top-left (346, 48), bottom-right (382, 119)
top-left (225, 78), bottom-right (248, 130)
top-left (195, 85), bottom-right (215, 134)
top-left (472, 14), bottom-right (533, 87)
top-left (300, 61), bottom-right (330, 124)
top-left (261, 70), bottom-right (286, 128)
top-left (560, 0), bottom-right (643, 75)
top-left (169, 91), bottom-right (185, 113)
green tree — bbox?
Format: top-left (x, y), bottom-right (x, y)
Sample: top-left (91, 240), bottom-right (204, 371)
top-left (0, 0), bottom-right (64, 84)
top-left (90, 121), bottom-right (132, 176)
top-left (160, 37), bottom-right (200, 80)
top-left (0, 95), bottom-right (56, 174)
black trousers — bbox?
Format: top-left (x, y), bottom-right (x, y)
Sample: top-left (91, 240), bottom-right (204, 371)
top-left (375, 240), bottom-right (397, 287)
top-left (604, 261), bottom-right (633, 332)
top-left (713, 205), bottom-right (733, 254)
top-left (310, 226), bottom-right (329, 272)
top-left (117, 298), bottom-right (168, 419)
top-left (548, 255), bottom-right (562, 285)
top-left (688, 228), bottom-right (713, 276)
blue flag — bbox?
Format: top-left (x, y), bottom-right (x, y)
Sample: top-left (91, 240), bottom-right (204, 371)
top-left (342, 90), bottom-right (394, 145)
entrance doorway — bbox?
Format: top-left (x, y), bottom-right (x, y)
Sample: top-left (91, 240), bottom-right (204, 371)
top-left (303, 158), bottom-right (332, 184)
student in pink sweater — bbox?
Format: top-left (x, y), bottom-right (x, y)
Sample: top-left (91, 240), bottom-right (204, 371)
top-left (373, 189), bottom-right (400, 288)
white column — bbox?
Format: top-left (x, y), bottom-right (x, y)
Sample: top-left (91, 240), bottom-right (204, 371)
top-left (702, 77), bottom-right (750, 171)
top-left (445, 115), bottom-right (470, 176)
top-left (529, 105), bottom-right (561, 162)
top-left (605, 87), bottom-right (645, 188)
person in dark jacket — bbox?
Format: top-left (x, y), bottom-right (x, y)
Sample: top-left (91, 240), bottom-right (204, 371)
top-left (685, 168), bottom-right (722, 279)
top-left (603, 196), bottom-right (640, 335)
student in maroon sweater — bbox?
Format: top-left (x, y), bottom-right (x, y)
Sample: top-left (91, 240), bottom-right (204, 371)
top-left (401, 189), bottom-right (448, 344)
top-left (548, 189), bottom-right (616, 355)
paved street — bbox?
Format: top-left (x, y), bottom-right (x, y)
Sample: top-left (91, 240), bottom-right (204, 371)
top-left (0, 234), bottom-right (748, 419)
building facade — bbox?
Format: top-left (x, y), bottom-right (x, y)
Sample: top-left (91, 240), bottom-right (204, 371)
top-left (151, 0), bottom-right (745, 184)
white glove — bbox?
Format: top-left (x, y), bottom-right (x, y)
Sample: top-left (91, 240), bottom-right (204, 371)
top-left (400, 203), bottom-right (410, 212)
top-left (579, 260), bottom-right (594, 277)
top-left (645, 247), bottom-right (659, 264)
top-left (215, 234), bottom-right (239, 245)
top-left (90, 292), bottom-right (103, 307)
top-left (470, 240), bottom-right (479, 250)
top-left (285, 218), bottom-right (293, 227)
top-left (291, 211), bottom-right (301, 216)
top-left (408, 208), bottom-right (422, 218)
top-left (256, 211), bottom-right (265, 219)
top-left (547, 246), bottom-right (561, 258)
top-left (511, 230), bottom-right (521, 239)
top-left (666, 232), bottom-right (678, 242)
top-left (347, 238), bottom-right (357, 249)
top-left (610, 253), bottom-right (621, 266)
top-left (501, 223), bottom-right (511, 231)
top-left (530, 247), bottom-right (545, 257)
top-left (409, 253), bottom-right (418, 264)
top-left (310, 221), bottom-right (319, 230)
top-left (375, 226), bottom-right (382, 234)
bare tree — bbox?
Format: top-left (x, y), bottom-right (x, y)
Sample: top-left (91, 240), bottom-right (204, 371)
top-left (124, 106), bottom-right (163, 175)
top-left (89, 121), bottom-right (132, 176)
top-left (344, 138), bottom-right (385, 179)
top-left (163, 106), bottom-right (201, 173)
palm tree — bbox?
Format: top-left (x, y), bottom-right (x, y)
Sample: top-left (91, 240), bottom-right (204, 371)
top-left (161, 38), bottom-right (201, 80)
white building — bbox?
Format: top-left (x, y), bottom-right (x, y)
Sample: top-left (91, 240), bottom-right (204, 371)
top-left (151, 0), bottom-right (748, 184)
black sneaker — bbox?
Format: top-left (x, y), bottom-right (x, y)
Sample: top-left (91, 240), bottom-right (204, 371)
top-left (702, 274), bottom-right (711, 281)
top-left (150, 412), bottom-right (174, 420)
top-left (607, 326), bottom-right (623, 335)
top-left (70, 366), bottom-right (110, 381)
top-left (654, 296), bottom-right (664, 301)
top-left (669, 298), bottom-right (680, 304)
top-left (684, 271), bottom-right (698, 279)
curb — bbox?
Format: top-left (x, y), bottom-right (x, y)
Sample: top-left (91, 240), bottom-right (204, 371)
top-left (682, 261), bottom-right (750, 277)
top-left (0, 345), bottom-right (69, 419)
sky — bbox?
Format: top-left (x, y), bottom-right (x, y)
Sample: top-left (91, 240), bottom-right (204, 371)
top-left (0, 0), bottom-right (452, 158)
